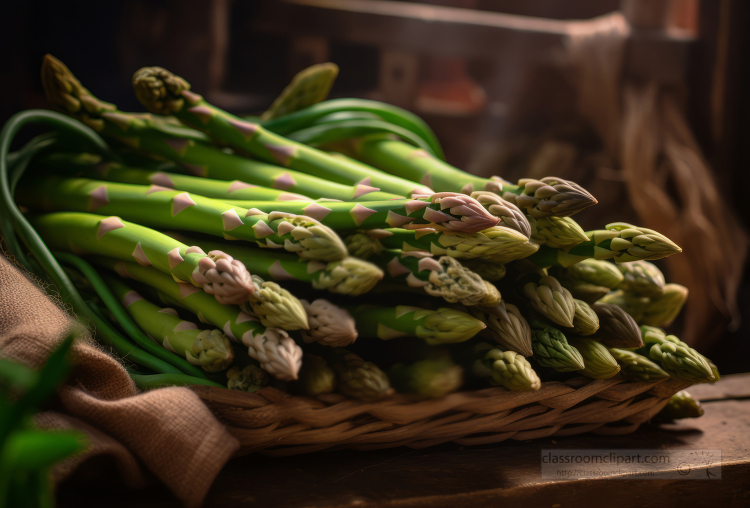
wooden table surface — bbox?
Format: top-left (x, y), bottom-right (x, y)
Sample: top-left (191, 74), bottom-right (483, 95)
top-left (58, 374), bottom-right (750, 508)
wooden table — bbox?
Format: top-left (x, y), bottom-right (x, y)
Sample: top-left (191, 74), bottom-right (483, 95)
top-left (58, 374), bottom-right (750, 507)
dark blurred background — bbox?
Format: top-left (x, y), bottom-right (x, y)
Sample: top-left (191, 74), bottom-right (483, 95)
top-left (2, 0), bottom-right (748, 373)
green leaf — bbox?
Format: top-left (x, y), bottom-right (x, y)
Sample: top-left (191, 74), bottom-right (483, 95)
top-left (1, 429), bottom-right (86, 470)
top-left (0, 359), bottom-right (38, 390)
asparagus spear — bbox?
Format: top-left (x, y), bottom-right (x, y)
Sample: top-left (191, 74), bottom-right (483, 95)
top-left (261, 63), bottom-right (339, 121)
top-left (638, 326), bottom-right (714, 383)
top-left (107, 276), bottom-right (234, 372)
top-left (388, 356), bottom-right (464, 398)
top-left (466, 191), bottom-right (531, 237)
top-left (608, 348), bottom-right (670, 382)
top-left (299, 299), bottom-right (358, 348)
top-left (555, 259), bottom-right (624, 304)
top-left (227, 364), bottom-right (270, 392)
top-left (459, 259), bottom-right (506, 282)
top-left (569, 299), bottom-right (600, 336)
top-left (528, 215), bottom-right (589, 250)
top-left (30, 212), bottom-right (255, 305)
top-left (131, 66), bottom-right (435, 197)
top-left (344, 232), bottom-right (385, 259)
top-left (165, 231), bottom-right (383, 296)
top-left (289, 353), bottom-right (337, 397)
top-left (223, 191), bottom-right (502, 234)
top-left (528, 223), bottom-right (682, 267)
top-left (521, 274), bottom-right (576, 328)
top-left (568, 337), bottom-right (620, 379)
top-left (597, 290), bottom-right (651, 322)
top-left (529, 321), bottom-right (585, 372)
top-left (18, 176), bottom-right (348, 262)
top-left (345, 305), bottom-right (485, 345)
top-left (371, 249), bottom-right (501, 306)
top-left (346, 136), bottom-right (597, 217)
top-left (656, 390), bottom-right (704, 421)
top-left (641, 283), bottom-right (689, 327)
top-left (616, 260), bottom-right (665, 297)
top-left (460, 302), bottom-right (533, 357)
top-left (316, 348), bottom-right (394, 401)
top-left (238, 274), bottom-right (310, 331)
top-left (470, 342), bottom-right (541, 391)
top-left (41, 55), bottom-right (403, 202)
top-left (591, 303), bottom-right (643, 348)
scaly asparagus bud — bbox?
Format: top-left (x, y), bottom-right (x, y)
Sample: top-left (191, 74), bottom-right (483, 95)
top-left (616, 260), bottom-right (665, 297)
top-left (640, 326), bottom-right (714, 383)
top-left (591, 223), bottom-right (682, 263)
top-left (388, 357), bottom-right (464, 399)
top-left (312, 256), bottom-right (384, 296)
top-left (417, 192), bottom-right (501, 233)
top-left (419, 307), bottom-right (486, 345)
top-left (425, 256), bottom-right (500, 306)
top-left (300, 299), bottom-right (358, 347)
top-left (430, 226), bottom-right (538, 264)
top-left (558, 278), bottom-right (611, 304)
top-left (261, 63), bottom-right (339, 121)
top-left (468, 302), bottom-right (533, 357)
top-left (529, 216), bottom-right (589, 250)
top-left (608, 348), bottom-right (670, 382)
top-left (333, 351), bottom-right (394, 402)
top-left (522, 275), bottom-right (576, 328)
top-left (291, 353), bottom-right (337, 397)
top-left (657, 390), bottom-right (705, 421)
top-left (469, 191), bottom-right (531, 238)
top-left (641, 283), bottom-right (688, 327)
top-left (473, 344), bottom-right (541, 391)
top-left (591, 303), bottom-right (643, 348)
top-left (459, 259), bottom-right (506, 282)
top-left (530, 324), bottom-right (585, 372)
top-left (189, 329), bottom-right (235, 372)
top-left (597, 290), bottom-right (651, 322)
top-left (227, 365), bottom-right (269, 392)
top-left (344, 232), bottom-right (384, 259)
top-left (243, 328), bottom-right (303, 381)
top-left (191, 250), bottom-right (255, 305)
top-left (270, 212), bottom-right (348, 261)
top-left (569, 299), bottom-right (600, 336)
top-left (563, 258), bottom-right (625, 289)
top-left (240, 275), bottom-right (309, 331)
top-left (568, 337), bottom-right (620, 379)
top-left (503, 176), bottom-right (597, 218)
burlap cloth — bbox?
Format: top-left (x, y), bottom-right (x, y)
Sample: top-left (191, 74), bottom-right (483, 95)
top-left (0, 253), bottom-right (240, 508)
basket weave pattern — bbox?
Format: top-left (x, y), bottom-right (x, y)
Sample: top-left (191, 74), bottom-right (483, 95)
top-left (191, 377), bottom-right (693, 457)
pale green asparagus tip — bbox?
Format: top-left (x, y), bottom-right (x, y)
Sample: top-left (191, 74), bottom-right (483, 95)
top-left (568, 337), bottom-right (620, 379)
top-left (189, 329), bottom-right (235, 372)
top-left (657, 390), bottom-right (705, 420)
top-left (391, 358), bottom-right (464, 399)
top-left (597, 290), bottom-right (651, 323)
top-left (591, 302), bottom-right (643, 348)
top-left (616, 260), bottom-right (666, 297)
top-left (300, 299), bottom-right (358, 348)
top-left (530, 216), bottom-right (590, 250)
top-left (272, 213), bottom-right (348, 261)
top-left (484, 348), bottom-right (541, 391)
top-left (294, 354), bottom-right (337, 397)
top-left (227, 365), bottom-right (269, 392)
top-left (261, 62), bottom-right (339, 121)
top-left (416, 307), bottom-right (486, 345)
top-left (432, 226), bottom-right (536, 264)
top-left (641, 283), bottom-right (689, 327)
top-left (569, 299), bottom-right (600, 336)
top-left (344, 232), bottom-right (384, 259)
top-left (313, 256), bottom-right (384, 296)
top-left (609, 348), bottom-right (670, 382)
top-left (523, 275), bottom-right (576, 328)
top-left (640, 326), bottom-right (715, 383)
top-left (243, 275), bottom-right (309, 331)
top-left (460, 259), bottom-right (506, 282)
top-left (469, 191), bottom-right (532, 238)
top-left (425, 256), bottom-right (494, 306)
top-left (132, 66), bottom-right (191, 115)
top-left (595, 223), bottom-right (682, 263)
top-left (508, 176), bottom-right (597, 218)
top-left (337, 353), bottom-right (394, 402)
top-left (564, 258), bottom-right (624, 289)
top-left (531, 326), bottom-right (585, 372)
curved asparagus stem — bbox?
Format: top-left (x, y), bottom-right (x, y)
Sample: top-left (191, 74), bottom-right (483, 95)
top-left (239, 274), bottom-right (309, 331)
top-left (591, 303), bottom-right (643, 348)
top-left (31, 212), bottom-right (254, 305)
top-left (300, 299), bottom-right (358, 347)
top-left (461, 302), bottom-right (533, 357)
top-left (361, 226), bottom-right (537, 264)
top-left (638, 326), bottom-right (714, 383)
top-left (616, 260), bottom-right (665, 297)
top-left (107, 277), bottom-right (234, 372)
top-left (42, 55), bottom-right (403, 202)
top-left (569, 299), bottom-right (600, 336)
top-left (529, 321), bottom-right (585, 372)
top-left (528, 223), bottom-right (682, 267)
top-left (470, 342), bottom-right (541, 391)
top-left (371, 250), bottom-right (501, 306)
top-left (346, 305), bottom-right (485, 345)
top-left (521, 275), bottom-right (576, 328)
top-left (641, 283), bottom-right (688, 327)
top-left (388, 356), bottom-right (464, 398)
top-left (261, 63), bottom-right (339, 121)
top-left (290, 353), bottom-right (337, 397)
top-left (224, 192), bottom-right (501, 234)
top-left (568, 337), bottom-right (620, 379)
top-left (528, 215), bottom-right (589, 250)
top-left (131, 66), bottom-right (434, 197)
top-left (608, 348), bottom-right (670, 382)
top-left (19, 176), bottom-right (348, 261)
top-left (345, 137), bottom-right (597, 217)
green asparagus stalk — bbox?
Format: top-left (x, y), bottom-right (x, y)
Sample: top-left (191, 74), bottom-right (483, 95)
top-left (521, 274), bottom-right (576, 328)
top-left (608, 348), bottom-right (670, 382)
top-left (616, 260), bottom-right (665, 297)
top-left (107, 276), bottom-right (234, 372)
top-left (469, 342), bottom-right (540, 391)
top-left (238, 274), bottom-right (310, 331)
top-left (131, 66), bottom-right (435, 197)
top-left (641, 283), bottom-right (689, 327)
top-left (223, 191), bottom-right (502, 234)
top-left (529, 321), bottom-right (585, 372)
top-left (261, 63), bottom-right (339, 121)
top-left (317, 348), bottom-right (394, 401)
top-left (289, 353), bottom-right (337, 397)
top-left (18, 176), bottom-right (348, 261)
top-left (345, 305), bottom-right (485, 345)
top-left (528, 215), bottom-right (589, 250)
top-left (461, 302), bottom-right (533, 357)
top-left (568, 337), bottom-right (620, 379)
top-left (656, 390), bottom-right (704, 420)
top-left (165, 231), bottom-right (383, 296)
top-left (30, 212), bottom-right (255, 305)
top-left (299, 299), bottom-right (358, 348)
top-left (371, 249), bottom-right (502, 306)
top-left (638, 326), bottom-right (714, 383)
top-left (42, 55), bottom-right (403, 202)
top-left (569, 299), bottom-right (600, 336)
top-left (591, 303), bottom-right (643, 348)
top-left (346, 136), bottom-right (597, 217)
top-left (458, 259), bottom-right (506, 282)
top-left (597, 290), bottom-right (651, 322)
top-left (388, 356), bottom-right (463, 398)
top-left (227, 365), bottom-right (269, 392)
top-left (528, 223), bottom-right (682, 267)
top-left (95, 258), bottom-right (303, 380)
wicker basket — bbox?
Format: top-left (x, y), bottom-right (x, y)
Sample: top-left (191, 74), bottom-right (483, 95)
top-left (191, 376), bottom-right (693, 457)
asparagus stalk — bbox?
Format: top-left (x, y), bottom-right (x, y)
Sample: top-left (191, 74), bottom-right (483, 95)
top-left (597, 289), bottom-right (651, 322)
top-left (371, 249), bottom-right (501, 306)
top-left (608, 348), bottom-right (670, 382)
top-left (94, 257), bottom-right (303, 380)
top-left (261, 63), bottom-right (339, 121)
top-left (30, 212), bottom-right (255, 305)
top-left (41, 55), bottom-right (403, 202)
top-left (106, 276), bottom-right (234, 372)
top-left (165, 231), bottom-right (383, 296)
top-left (18, 176), bottom-right (348, 261)
top-left (528, 215), bottom-right (589, 250)
top-left (316, 348), bottom-right (394, 401)
top-left (591, 303), bottom-right (643, 348)
top-left (555, 259), bottom-right (624, 304)
top-left (638, 326), bottom-right (714, 383)
top-left (521, 274), bottom-right (576, 328)
top-left (529, 321), bottom-right (585, 372)
top-left (345, 305), bottom-right (485, 345)
top-left (641, 283), bottom-right (689, 327)
top-left (616, 260), bottom-right (665, 297)
top-left (470, 342), bottom-right (541, 391)
top-left (528, 223), bottom-right (682, 267)
top-left (299, 299), bottom-right (358, 348)
top-left (238, 274), bottom-right (310, 331)
top-left (568, 299), bottom-right (600, 336)
top-left (568, 337), bottom-right (620, 379)
top-left (388, 356), bottom-right (464, 398)
top-left (460, 302), bottom-right (533, 357)
top-left (289, 353), bottom-right (337, 397)
top-left (131, 66), bottom-right (435, 197)
top-left (345, 136), bottom-right (597, 217)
